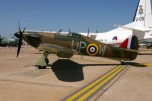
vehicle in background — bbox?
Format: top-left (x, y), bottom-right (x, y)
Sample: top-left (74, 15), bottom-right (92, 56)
top-left (146, 42), bottom-right (152, 49)
top-left (139, 41), bottom-right (152, 49)
top-left (139, 43), bottom-right (147, 48)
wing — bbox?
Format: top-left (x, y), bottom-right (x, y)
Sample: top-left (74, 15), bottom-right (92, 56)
top-left (38, 43), bottom-right (78, 58)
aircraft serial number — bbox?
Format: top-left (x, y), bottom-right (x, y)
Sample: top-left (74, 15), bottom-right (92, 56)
top-left (136, 17), bottom-right (144, 22)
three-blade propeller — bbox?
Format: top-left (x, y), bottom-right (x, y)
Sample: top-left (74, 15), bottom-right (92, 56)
top-left (15, 23), bottom-right (26, 58)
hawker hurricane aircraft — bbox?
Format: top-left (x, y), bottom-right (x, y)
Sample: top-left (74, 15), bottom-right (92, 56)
top-left (14, 27), bottom-right (138, 69)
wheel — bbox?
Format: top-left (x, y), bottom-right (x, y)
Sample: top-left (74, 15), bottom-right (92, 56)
top-left (36, 66), bottom-right (47, 69)
top-left (45, 58), bottom-right (49, 65)
top-left (121, 61), bottom-right (125, 65)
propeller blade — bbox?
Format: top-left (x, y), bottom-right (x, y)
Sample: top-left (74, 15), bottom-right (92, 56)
top-left (17, 34), bottom-right (22, 58)
top-left (18, 22), bottom-right (21, 32)
top-left (23, 27), bottom-right (26, 33)
top-left (16, 24), bottom-right (26, 58)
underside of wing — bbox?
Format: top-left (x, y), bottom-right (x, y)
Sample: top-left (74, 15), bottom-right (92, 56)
top-left (38, 44), bottom-right (78, 58)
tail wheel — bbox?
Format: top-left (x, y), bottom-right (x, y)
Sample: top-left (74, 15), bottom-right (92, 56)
top-left (121, 60), bottom-right (125, 65)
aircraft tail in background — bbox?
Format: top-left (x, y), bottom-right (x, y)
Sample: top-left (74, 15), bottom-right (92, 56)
top-left (127, 0), bottom-right (152, 29)
top-left (82, 0), bottom-right (152, 43)
top-left (134, 0), bottom-right (152, 28)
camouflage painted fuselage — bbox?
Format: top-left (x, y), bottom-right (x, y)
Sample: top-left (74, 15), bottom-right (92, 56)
top-left (22, 31), bottom-right (138, 61)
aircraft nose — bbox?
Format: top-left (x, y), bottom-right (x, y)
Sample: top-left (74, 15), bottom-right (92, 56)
top-left (14, 32), bottom-right (20, 38)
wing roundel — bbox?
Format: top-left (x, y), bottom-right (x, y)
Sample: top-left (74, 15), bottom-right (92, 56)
top-left (86, 44), bottom-right (99, 56)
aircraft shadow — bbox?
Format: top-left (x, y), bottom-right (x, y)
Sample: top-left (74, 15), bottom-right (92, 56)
top-left (49, 59), bottom-right (84, 82)
top-left (48, 59), bottom-right (147, 82)
top-left (124, 62), bottom-right (147, 67)
top-left (48, 59), bottom-right (120, 82)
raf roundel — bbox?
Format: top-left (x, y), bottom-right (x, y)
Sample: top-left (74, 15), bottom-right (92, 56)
top-left (86, 44), bottom-right (99, 56)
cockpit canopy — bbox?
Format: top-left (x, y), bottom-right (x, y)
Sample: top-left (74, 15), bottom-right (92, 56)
top-left (68, 32), bottom-right (81, 38)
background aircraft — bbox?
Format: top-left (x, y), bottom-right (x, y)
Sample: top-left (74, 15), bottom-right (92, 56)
top-left (14, 27), bottom-right (138, 69)
top-left (0, 35), bottom-right (18, 47)
top-left (81, 0), bottom-right (152, 46)
top-left (28, 0), bottom-right (151, 47)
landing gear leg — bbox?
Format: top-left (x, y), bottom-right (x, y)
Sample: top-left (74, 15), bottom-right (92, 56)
top-left (35, 51), bottom-right (49, 69)
top-left (45, 58), bottom-right (49, 65)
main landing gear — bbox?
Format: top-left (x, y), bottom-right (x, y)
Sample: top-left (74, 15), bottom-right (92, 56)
top-left (35, 51), bottom-right (49, 69)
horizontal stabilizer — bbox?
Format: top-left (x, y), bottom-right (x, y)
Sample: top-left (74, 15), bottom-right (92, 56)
top-left (119, 26), bottom-right (152, 32)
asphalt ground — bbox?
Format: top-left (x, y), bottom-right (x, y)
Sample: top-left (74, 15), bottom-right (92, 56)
top-left (0, 46), bottom-right (152, 101)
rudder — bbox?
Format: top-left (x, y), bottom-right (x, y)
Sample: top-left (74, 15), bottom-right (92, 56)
top-left (119, 35), bottom-right (138, 50)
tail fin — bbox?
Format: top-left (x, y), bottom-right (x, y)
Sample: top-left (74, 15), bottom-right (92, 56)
top-left (133, 0), bottom-right (152, 28)
top-left (124, 0), bottom-right (152, 40)
top-left (119, 35), bottom-right (138, 50)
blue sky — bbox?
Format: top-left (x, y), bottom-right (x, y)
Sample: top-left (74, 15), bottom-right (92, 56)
top-left (0, 0), bottom-right (143, 38)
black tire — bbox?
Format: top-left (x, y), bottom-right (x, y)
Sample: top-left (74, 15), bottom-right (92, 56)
top-left (121, 61), bottom-right (125, 65)
top-left (37, 66), bottom-right (47, 69)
